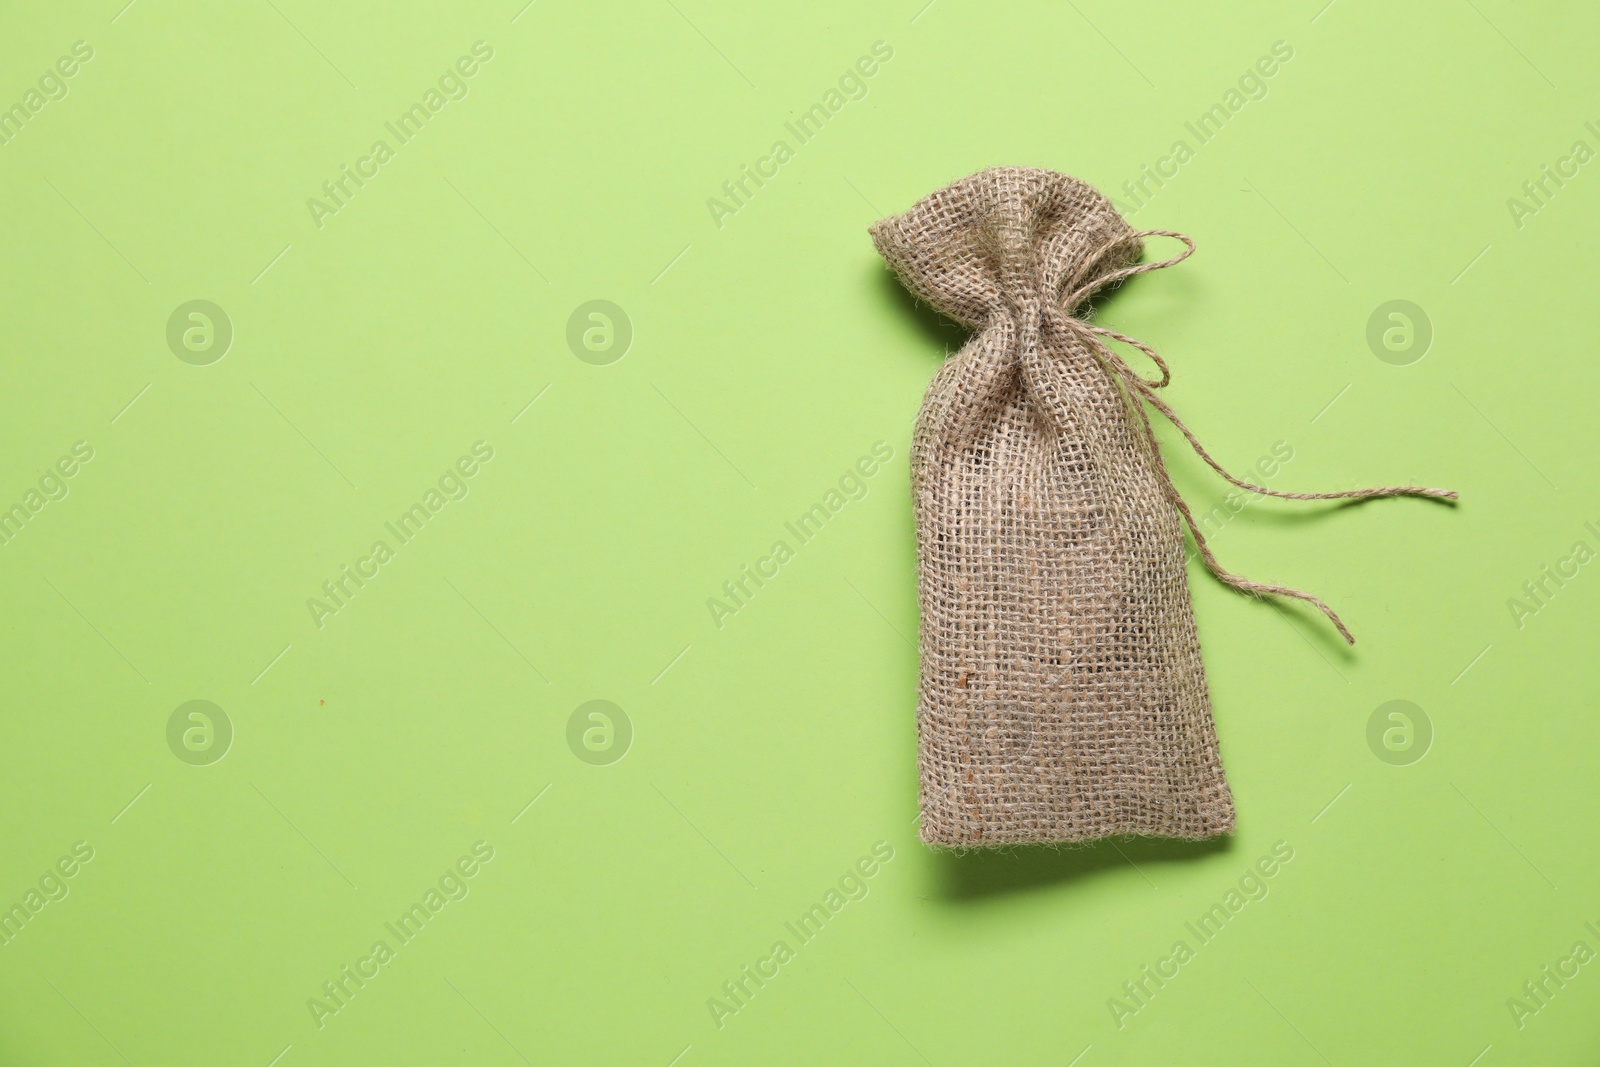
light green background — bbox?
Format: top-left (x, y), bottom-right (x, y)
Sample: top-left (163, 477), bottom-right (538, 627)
top-left (1, 1), bottom-right (1595, 1064)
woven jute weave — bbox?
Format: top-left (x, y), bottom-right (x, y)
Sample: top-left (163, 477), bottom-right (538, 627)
top-left (871, 167), bottom-right (1455, 847)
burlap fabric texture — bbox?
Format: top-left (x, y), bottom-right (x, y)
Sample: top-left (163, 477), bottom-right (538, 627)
top-left (870, 167), bottom-right (1455, 847)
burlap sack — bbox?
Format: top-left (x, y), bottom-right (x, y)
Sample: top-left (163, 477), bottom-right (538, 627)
top-left (870, 167), bottom-right (1454, 847)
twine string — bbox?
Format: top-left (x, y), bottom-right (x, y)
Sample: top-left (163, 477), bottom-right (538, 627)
top-left (1054, 229), bottom-right (1458, 645)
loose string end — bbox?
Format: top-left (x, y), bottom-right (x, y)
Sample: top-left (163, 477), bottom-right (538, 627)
top-left (1239, 580), bottom-right (1357, 646)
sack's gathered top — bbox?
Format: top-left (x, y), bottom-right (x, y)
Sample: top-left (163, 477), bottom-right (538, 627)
top-left (871, 166), bottom-right (1455, 847)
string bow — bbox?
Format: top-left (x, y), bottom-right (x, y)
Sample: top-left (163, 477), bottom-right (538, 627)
top-left (1053, 229), bottom-right (1457, 645)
